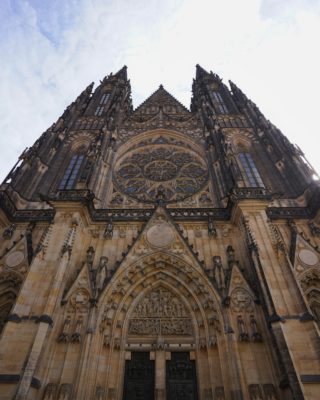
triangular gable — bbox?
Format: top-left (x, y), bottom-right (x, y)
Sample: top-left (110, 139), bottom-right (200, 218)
top-left (98, 206), bottom-right (206, 299)
top-left (133, 85), bottom-right (190, 116)
top-left (62, 262), bottom-right (93, 304)
top-left (1, 234), bottom-right (31, 276)
top-left (293, 233), bottom-right (320, 276)
top-left (227, 263), bottom-right (255, 300)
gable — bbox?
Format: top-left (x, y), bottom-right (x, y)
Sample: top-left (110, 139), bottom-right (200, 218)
top-left (133, 85), bottom-right (190, 116)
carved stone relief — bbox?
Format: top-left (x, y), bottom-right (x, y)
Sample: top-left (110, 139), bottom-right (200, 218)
top-left (249, 384), bottom-right (263, 400)
top-left (43, 383), bottom-right (58, 400)
top-left (69, 288), bottom-right (90, 311)
top-left (299, 269), bottom-right (320, 324)
top-left (248, 383), bottom-right (278, 400)
top-left (4, 250), bottom-right (25, 268)
top-left (298, 249), bottom-right (319, 266)
top-left (58, 287), bottom-right (90, 342)
top-left (300, 269), bottom-right (320, 292)
top-left (2, 244), bottom-right (28, 275)
top-left (250, 315), bottom-right (263, 342)
top-left (308, 221), bottom-right (320, 237)
top-left (58, 383), bottom-right (72, 400)
top-left (146, 222), bottom-right (174, 248)
top-left (237, 315), bottom-right (249, 342)
top-left (57, 316), bottom-right (71, 342)
top-left (2, 224), bottom-right (16, 239)
top-left (230, 288), bottom-right (254, 313)
top-left (95, 385), bottom-right (106, 400)
top-left (263, 384), bottom-right (278, 400)
top-left (129, 288), bottom-right (193, 336)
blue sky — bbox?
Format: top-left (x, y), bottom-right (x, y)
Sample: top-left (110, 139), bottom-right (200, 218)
top-left (1, 0), bottom-right (320, 181)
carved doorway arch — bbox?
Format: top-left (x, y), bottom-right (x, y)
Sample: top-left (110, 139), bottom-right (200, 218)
top-left (98, 252), bottom-right (223, 400)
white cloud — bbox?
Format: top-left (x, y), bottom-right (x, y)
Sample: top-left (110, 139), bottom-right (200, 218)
top-left (1, 0), bottom-right (320, 183)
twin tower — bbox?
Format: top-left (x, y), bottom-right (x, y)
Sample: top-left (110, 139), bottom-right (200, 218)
top-left (0, 65), bottom-right (320, 400)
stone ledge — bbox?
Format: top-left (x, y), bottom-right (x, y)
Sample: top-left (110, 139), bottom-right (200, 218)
top-left (0, 374), bottom-right (41, 389)
top-left (300, 375), bottom-right (320, 384)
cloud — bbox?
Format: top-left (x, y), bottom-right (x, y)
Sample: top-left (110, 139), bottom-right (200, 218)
top-left (260, 0), bottom-right (320, 20)
top-left (0, 0), bottom-right (319, 183)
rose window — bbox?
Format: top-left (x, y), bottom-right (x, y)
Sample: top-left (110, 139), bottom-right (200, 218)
top-left (113, 143), bottom-right (208, 203)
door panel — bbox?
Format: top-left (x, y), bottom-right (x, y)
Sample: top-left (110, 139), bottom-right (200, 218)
top-left (123, 352), bottom-right (154, 400)
top-left (166, 352), bottom-right (198, 400)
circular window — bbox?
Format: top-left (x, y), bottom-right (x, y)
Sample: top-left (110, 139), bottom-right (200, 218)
top-left (113, 143), bottom-right (208, 203)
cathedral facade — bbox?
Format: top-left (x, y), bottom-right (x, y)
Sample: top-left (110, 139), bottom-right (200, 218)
top-left (0, 65), bottom-right (320, 400)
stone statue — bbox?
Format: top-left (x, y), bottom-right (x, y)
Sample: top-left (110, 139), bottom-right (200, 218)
top-left (96, 256), bottom-right (108, 292)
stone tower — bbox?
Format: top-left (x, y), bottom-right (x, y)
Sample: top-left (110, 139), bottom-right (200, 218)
top-left (0, 65), bottom-right (320, 400)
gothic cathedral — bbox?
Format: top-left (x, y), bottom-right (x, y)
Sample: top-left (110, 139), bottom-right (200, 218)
top-left (0, 65), bottom-right (320, 400)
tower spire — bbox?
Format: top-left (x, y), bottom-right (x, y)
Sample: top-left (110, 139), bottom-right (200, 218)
top-left (196, 64), bottom-right (210, 79)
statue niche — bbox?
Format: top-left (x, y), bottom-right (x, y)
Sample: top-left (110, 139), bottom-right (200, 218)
top-left (128, 287), bottom-right (193, 336)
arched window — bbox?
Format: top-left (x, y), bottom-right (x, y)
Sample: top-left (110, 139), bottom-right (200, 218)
top-left (59, 154), bottom-right (85, 190)
top-left (211, 91), bottom-right (228, 114)
top-left (238, 152), bottom-right (264, 187)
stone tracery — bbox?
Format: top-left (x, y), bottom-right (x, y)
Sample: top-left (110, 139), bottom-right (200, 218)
top-left (114, 140), bottom-right (208, 203)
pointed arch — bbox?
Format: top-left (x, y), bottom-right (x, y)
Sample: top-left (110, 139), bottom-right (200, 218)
top-left (98, 251), bottom-right (223, 349)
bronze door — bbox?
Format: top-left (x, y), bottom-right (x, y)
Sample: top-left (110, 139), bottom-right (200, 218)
top-left (123, 352), bottom-right (155, 400)
top-left (166, 352), bottom-right (198, 400)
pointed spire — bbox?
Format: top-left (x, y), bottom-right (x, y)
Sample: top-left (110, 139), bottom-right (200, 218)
top-left (114, 65), bottom-right (128, 80)
top-left (196, 64), bottom-right (222, 84)
top-left (99, 66), bottom-right (128, 86)
top-left (85, 82), bottom-right (94, 94)
top-left (196, 64), bottom-right (210, 79)
top-left (73, 82), bottom-right (94, 106)
top-left (229, 80), bottom-right (248, 103)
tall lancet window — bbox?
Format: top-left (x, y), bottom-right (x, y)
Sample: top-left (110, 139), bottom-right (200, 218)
top-left (238, 152), bottom-right (264, 187)
top-left (94, 93), bottom-right (110, 116)
top-left (100, 92), bottom-right (110, 104)
top-left (211, 91), bottom-right (228, 114)
top-left (59, 154), bottom-right (85, 190)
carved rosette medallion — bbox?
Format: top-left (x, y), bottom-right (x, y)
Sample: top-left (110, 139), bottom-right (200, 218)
top-left (113, 143), bottom-right (208, 203)
top-left (146, 222), bottom-right (174, 248)
top-left (5, 251), bottom-right (25, 268)
top-left (298, 249), bottom-right (319, 266)
top-left (69, 288), bottom-right (90, 311)
top-left (129, 288), bottom-right (193, 336)
top-left (230, 288), bottom-right (254, 313)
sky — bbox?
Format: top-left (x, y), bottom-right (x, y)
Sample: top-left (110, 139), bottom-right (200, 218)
top-left (1, 0), bottom-right (320, 182)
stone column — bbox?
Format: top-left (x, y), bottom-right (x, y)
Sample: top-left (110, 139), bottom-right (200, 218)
top-left (154, 350), bottom-right (166, 400)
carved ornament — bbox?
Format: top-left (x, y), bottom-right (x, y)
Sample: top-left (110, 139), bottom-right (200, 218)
top-left (113, 143), bottom-right (208, 203)
top-left (129, 288), bottom-right (193, 336)
top-left (230, 288), bottom-right (254, 312)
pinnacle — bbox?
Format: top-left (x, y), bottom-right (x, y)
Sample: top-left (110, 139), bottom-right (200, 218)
top-left (115, 65), bottom-right (128, 79)
top-left (196, 64), bottom-right (210, 79)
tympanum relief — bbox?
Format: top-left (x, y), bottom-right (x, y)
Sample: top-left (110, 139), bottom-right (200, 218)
top-left (129, 288), bottom-right (193, 336)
